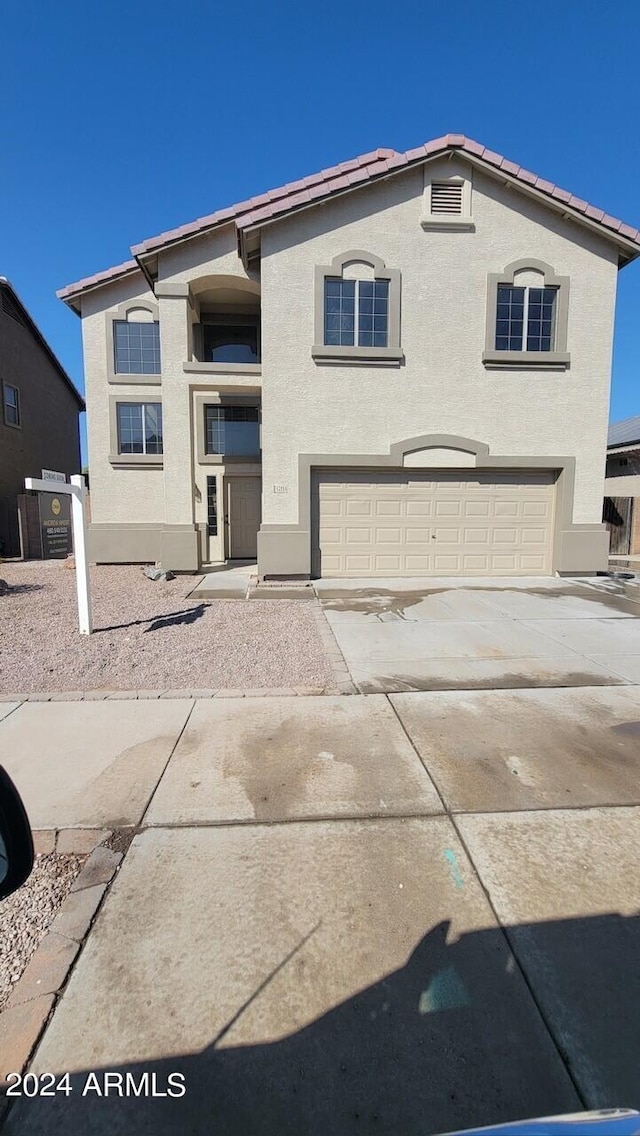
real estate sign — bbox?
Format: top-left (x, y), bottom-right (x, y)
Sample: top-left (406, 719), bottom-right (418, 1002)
top-left (39, 492), bottom-right (72, 559)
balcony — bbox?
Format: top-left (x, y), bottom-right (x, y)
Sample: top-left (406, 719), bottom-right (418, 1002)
top-left (185, 278), bottom-right (261, 384)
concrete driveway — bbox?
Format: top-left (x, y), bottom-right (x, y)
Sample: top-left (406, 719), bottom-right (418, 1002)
top-left (4, 683), bottom-right (640, 1135)
top-left (316, 575), bottom-right (640, 693)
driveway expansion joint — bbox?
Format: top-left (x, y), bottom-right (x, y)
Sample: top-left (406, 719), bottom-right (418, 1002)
top-left (384, 692), bottom-right (590, 1109)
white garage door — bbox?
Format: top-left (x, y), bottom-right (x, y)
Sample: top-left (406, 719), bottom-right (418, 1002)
top-left (313, 469), bottom-right (556, 577)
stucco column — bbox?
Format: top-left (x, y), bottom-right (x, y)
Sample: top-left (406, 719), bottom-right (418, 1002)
top-left (156, 283), bottom-right (199, 569)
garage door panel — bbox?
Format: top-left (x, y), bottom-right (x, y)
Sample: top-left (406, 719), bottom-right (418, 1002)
top-left (314, 470), bottom-right (556, 577)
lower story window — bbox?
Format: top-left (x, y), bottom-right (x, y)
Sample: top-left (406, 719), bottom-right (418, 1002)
top-left (207, 477), bottom-right (218, 535)
top-left (117, 402), bottom-right (163, 454)
top-left (205, 405), bottom-right (260, 456)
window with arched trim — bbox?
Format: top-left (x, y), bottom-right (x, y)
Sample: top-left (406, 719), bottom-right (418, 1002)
top-left (483, 259), bottom-right (570, 368)
top-left (107, 300), bottom-right (161, 382)
top-left (114, 310), bottom-right (161, 375)
top-left (312, 250), bottom-right (403, 363)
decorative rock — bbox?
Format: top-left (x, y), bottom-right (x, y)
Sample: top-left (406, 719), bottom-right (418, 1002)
top-left (64, 555), bottom-right (76, 570)
top-left (142, 566), bottom-right (176, 582)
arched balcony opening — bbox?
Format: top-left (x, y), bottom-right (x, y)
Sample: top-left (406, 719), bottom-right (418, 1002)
top-left (190, 275), bottom-right (261, 366)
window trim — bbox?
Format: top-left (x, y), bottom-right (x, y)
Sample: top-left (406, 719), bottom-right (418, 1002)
top-left (195, 394), bottom-right (262, 466)
top-left (203, 403), bottom-right (261, 461)
top-left (106, 300), bottom-right (161, 385)
top-left (206, 475), bottom-right (219, 536)
top-left (198, 312), bottom-right (261, 366)
top-left (483, 259), bottom-right (570, 369)
top-left (108, 394), bottom-right (163, 466)
top-left (2, 381), bottom-right (21, 429)
top-left (312, 250), bottom-right (403, 364)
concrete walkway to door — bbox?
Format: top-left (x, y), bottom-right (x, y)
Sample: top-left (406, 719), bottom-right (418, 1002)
top-left (315, 574), bottom-right (640, 693)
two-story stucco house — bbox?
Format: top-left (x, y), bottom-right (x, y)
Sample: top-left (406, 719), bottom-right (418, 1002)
top-left (58, 134), bottom-right (640, 579)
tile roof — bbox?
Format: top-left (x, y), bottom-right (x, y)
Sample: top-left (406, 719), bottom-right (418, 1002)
top-left (57, 259), bottom-right (141, 302)
top-left (58, 135), bottom-right (640, 303)
top-left (608, 415), bottom-right (640, 448)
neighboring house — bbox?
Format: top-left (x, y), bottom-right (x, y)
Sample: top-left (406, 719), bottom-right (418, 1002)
top-left (604, 416), bottom-right (640, 557)
top-left (57, 134), bottom-right (640, 578)
top-left (0, 278), bottom-right (84, 557)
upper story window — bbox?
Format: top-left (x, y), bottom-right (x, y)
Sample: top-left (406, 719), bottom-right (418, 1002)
top-left (116, 402), bottom-right (163, 454)
top-left (3, 383), bottom-right (20, 427)
top-left (495, 285), bottom-right (557, 352)
top-left (484, 259), bottom-right (570, 369)
top-left (202, 319), bottom-right (259, 364)
top-left (324, 278), bottom-right (389, 348)
top-left (205, 405), bottom-right (260, 457)
top-left (313, 250), bottom-right (402, 364)
top-left (114, 319), bottom-right (161, 375)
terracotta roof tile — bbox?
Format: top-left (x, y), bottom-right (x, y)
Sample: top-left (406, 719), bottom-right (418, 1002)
top-left (59, 135), bottom-right (640, 299)
top-left (56, 258), bottom-right (140, 300)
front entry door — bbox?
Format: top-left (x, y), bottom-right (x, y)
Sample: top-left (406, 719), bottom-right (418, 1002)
top-left (226, 476), bottom-right (261, 559)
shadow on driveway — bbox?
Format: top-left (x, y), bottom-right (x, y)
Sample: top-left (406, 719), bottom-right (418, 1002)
top-left (9, 911), bottom-right (640, 1135)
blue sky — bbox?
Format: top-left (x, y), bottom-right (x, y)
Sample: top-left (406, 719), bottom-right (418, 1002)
top-left (2, 0), bottom-right (639, 461)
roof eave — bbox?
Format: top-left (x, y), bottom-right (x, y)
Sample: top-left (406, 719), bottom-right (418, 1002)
top-left (56, 261), bottom-right (142, 315)
top-left (607, 440), bottom-right (640, 453)
top-left (235, 148), bottom-right (640, 266)
top-left (0, 280), bottom-right (85, 410)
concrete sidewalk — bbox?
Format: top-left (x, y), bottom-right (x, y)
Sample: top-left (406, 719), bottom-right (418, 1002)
top-left (3, 686), bottom-right (640, 1135)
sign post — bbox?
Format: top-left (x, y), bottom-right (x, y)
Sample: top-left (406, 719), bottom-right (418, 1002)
top-left (25, 475), bottom-right (93, 635)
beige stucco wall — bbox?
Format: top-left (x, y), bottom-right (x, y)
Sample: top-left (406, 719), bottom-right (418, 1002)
top-left (81, 274), bottom-right (165, 527)
top-left (158, 224), bottom-right (258, 286)
top-left (259, 157), bottom-right (619, 529)
top-left (80, 230), bottom-right (260, 565)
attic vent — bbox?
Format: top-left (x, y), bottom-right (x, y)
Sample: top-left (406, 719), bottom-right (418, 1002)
top-left (431, 182), bottom-right (464, 215)
top-left (0, 290), bottom-right (28, 328)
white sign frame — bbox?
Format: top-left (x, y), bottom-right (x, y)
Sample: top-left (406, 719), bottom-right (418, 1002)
top-left (25, 475), bottom-right (93, 635)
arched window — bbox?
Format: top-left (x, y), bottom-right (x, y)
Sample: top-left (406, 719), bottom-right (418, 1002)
top-left (313, 250), bottom-right (402, 363)
top-left (484, 259), bottom-right (570, 368)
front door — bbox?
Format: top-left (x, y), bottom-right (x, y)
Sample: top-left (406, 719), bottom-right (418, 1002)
top-left (226, 476), bottom-right (261, 559)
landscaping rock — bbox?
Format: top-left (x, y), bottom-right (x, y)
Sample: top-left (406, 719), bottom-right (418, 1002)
top-left (142, 566), bottom-right (176, 582)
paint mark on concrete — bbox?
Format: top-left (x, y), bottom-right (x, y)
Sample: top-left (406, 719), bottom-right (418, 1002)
top-left (419, 966), bottom-right (469, 1013)
top-left (443, 848), bottom-right (464, 889)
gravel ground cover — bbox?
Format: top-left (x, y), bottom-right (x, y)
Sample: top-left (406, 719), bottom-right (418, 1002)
top-left (0, 561), bottom-right (335, 694)
top-left (0, 853), bottom-right (84, 1011)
